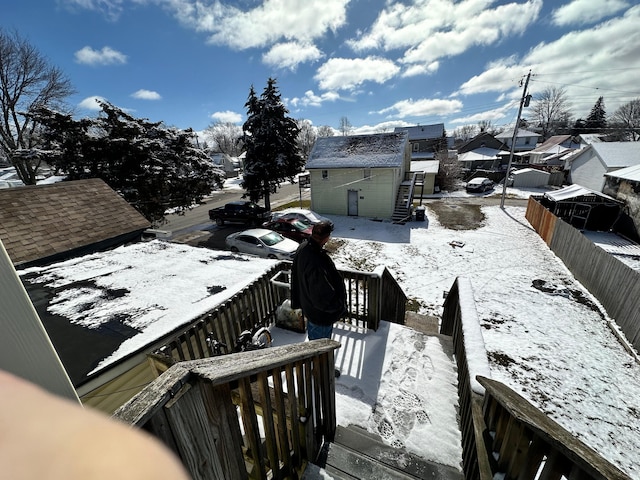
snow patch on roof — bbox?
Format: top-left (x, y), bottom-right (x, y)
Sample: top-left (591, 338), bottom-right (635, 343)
top-left (306, 132), bottom-right (408, 169)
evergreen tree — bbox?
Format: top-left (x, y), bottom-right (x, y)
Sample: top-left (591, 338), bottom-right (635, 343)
top-left (585, 96), bottom-right (607, 131)
top-left (242, 78), bottom-right (303, 210)
top-left (30, 102), bottom-right (224, 223)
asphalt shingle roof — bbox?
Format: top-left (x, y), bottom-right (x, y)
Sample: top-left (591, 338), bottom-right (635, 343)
top-left (0, 178), bottom-right (150, 266)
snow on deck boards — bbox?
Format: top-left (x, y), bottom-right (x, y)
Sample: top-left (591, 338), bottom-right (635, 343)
top-left (272, 321), bottom-right (463, 472)
top-left (582, 231), bottom-right (640, 269)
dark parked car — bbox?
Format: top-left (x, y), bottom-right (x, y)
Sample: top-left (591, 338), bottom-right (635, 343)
top-left (208, 201), bottom-right (271, 226)
top-left (262, 218), bottom-right (313, 243)
top-left (466, 177), bottom-right (494, 193)
top-left (271, 208), bottom-right (334, 230)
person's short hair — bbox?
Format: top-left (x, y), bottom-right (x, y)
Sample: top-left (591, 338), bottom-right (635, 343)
top-left (312, 221), bottom-right (332, 241)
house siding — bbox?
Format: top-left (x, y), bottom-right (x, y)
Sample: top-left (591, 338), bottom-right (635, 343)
top-left (310, 167), bottom-right (399, 218)
top-left (570, 148), bottom-right (607, 191)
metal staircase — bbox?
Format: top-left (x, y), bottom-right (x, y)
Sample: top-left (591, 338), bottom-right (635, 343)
top-left (392, 172), bottom-right (425, 224)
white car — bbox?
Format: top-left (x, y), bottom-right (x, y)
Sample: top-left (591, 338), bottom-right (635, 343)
top-left (272, 208), bottom-right (334, 230)
top-left (225, 228), bottom-right (299, 260)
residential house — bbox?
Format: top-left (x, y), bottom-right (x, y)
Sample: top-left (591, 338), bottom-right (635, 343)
top-left (456, 132), bottom-right (510, 171)
top-left (495, 128), bottom-right (541, 152)
top-left (0, 178), bottom-right (151, 267)
top-left (394, 123), bottom-right (446, 160)
top-left (211, 152), bottom-right (242, 178)
top-left (525, 135), bottom-right (580, 166)
top-left (604, 164), bottom-right (640, 238)
top-left (306, 132), bottom-right (411, 219)
top-left (568, 142), bottom-right (640, 192)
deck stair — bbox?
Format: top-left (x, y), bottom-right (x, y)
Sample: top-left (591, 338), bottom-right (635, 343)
top-left (307, 424), bottom-right (463, 479)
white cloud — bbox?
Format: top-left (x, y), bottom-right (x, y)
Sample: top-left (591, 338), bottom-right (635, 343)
top-left (131, 89), bottom-right (162, 100)
top-left (289, 90), bottom-right (341, 108)
top-left (454, 4), bottom-right (640, 118)
top-left (61, 0), bottom-right (123, 21)
top-left (402, 62), bottom-right (440, 77)
top-left (377, 98), bottom-right (463, 119)
top-left (262, 42), bottom-right (323, 70)
top-left (450, 104), bottom-right (515, 124)
top-left (74, 46), bottom-right (127, 66)
top-left (210, 110), bottom-right (243, 123)
top-left (78, 96), bottom-right (107, 110)
top-left (167, 0), bottom-right (349, 52)
top-left (552, 0), bottom-right (629, 26)
top-left (348, 0), bottom-right (542, 69)
top-left (315, 57), bottom-right (400, 91)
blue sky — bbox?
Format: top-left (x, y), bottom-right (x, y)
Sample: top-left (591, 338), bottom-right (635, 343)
top-left (4, 0), bottom-right (640, 136)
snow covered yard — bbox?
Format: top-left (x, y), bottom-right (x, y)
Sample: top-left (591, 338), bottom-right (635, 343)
top-left (326, 202), bottom-right (640, 478)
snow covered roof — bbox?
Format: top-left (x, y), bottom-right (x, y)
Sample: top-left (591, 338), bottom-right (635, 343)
top-left (495, 128), bottom-right (540, 139)
top-left (591, 142), bottom-right (640, 168)
top-left (306, 132), bottom-right (408, 169)
top-left (605, 163), bottom-right (640, 182)
top-left (19, 240), bottom-right (279, 385)
top-left (458, 147), bottom-right (508, 161)
top-left (543, 184), bottom-right (617, 202)
top-left (410, 160), bottom-right (440, 174)
top-left (394, 123), bottom-right (444, 141)
top-left (512, 168), bottom-right (549, 177)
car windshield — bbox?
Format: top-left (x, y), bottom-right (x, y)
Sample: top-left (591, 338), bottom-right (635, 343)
top-left (290, 219), bottom-right (310, 231)
top-left (259, 231), bottom-right (284, 246)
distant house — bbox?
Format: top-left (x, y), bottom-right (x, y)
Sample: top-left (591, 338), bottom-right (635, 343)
top-left (394, 124), bottom-right (446, 160)
top-left (211, 152), bottom-right (242, 178)
top-left (568, 142), bottom-right (640, 192)
top-left (604, 164), bottom-right (640, 237)
top-left (525, 135), bottom-right (580, 166)
top-left (306, 132), bottom-right (411, 219)
top-left (456, 132), bottom-right (510, 171)
top-left (0, 178), bottom-right (151, 267)
top-left (495, 128), bottom-right (541, 152)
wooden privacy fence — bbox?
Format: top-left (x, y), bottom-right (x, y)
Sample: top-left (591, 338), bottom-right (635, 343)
top-left (441, 276), bottom-right (631, 480)
top-left (526, 196), bottom-right (640, 354)
top-left (155, 263), bottom-right (406, 364)
top-left (114, 339), bottom-right (341, 480)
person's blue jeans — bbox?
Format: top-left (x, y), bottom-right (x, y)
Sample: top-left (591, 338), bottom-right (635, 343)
top-left (307, 320), bottom-right (333, 340)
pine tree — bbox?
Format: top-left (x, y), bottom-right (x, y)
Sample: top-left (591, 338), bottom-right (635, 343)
top-left (242, 78), bottom-right (303, 210)
top-left (585, 96), bottom-right (607, 131)
top-left (30, 102), bottom-right (224, 223)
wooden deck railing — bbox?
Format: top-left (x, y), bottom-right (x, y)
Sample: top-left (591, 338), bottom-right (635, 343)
top-left (478, 376), bottom-right (630, 480)
top-left (154, 263), bottom-right (406, 365)
top-left (114, 339), bottom-right (341, 480)
top-left (441, 276), bottom-right (631, 480)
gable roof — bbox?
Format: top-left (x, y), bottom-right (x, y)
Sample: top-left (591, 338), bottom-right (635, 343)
top-left (0, 178), bottom-right (150, 266)
top-left (457, 132), bottom-right (508, 153)
top-left (306, 132), bottom-right (408, 169)
top-left (605, 163), bottom-right (640, 182)
top-left (529, 135), bottom-right (577, 153)
top-left (394, 123), bottom-right (444, 140)
top-left (495, 128), bottom-right (541, 140)
top-left (591, 142), bottom-right (640, 169)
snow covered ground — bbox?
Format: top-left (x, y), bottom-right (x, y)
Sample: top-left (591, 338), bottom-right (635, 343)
top-left (323, 200), bottom-right (640, 478)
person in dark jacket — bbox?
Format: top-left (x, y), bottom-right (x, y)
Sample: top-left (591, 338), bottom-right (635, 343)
top-left (291, 221), bottom-right (346, 343)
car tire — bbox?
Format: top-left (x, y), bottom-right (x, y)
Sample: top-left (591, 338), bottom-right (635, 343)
top-left (216, 218), bottom-right (224, 226)
top-left (230, 246), bottom-right (239, 253)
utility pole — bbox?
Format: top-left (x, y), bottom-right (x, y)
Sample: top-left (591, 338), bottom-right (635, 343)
top-left (501, 70), bottom-right (532, 209)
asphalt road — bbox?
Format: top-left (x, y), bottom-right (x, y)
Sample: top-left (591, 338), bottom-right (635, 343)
top-left (158, 181), bottom-right (309, 250)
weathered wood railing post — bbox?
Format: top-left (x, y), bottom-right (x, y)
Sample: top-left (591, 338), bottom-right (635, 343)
top-left (114, 340), bottom-right (341, 480)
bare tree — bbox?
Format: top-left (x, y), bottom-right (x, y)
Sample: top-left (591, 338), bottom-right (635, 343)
top-left (0, 28), bottom-right (74, 184)
top-left (204, 121), bottom-right (243, 156)
top-left (477, 120), bottom-right (500, 135)
top-left (339, 116), bottom-right (353, 136)
top-left (528, 86), bottom-right (572, 140)
top-left (317, 125), bottom-right (334, 137)
top-left (453, 124), bottom-right (477, 145)
top-left (611, 98), bottom-right (640, 141)
top-left (296, 119), bottom-right (317, 160)
top-left (435, 150), bottom-right (462, 192)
